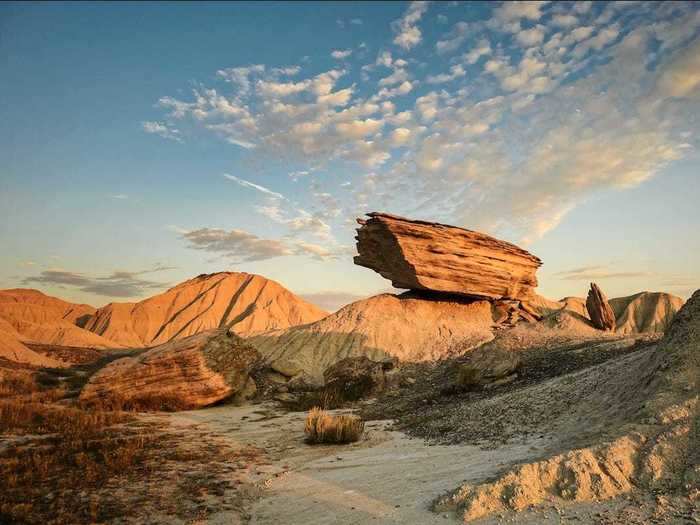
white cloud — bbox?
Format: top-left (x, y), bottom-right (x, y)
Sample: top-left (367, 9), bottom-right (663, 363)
top-left (222, 174), bottom-right (285, 200)
top-left (426, 64), bottom-right (466, 84)
top-left (142, 121), bottom-right (181, 142)
top-left (335, 118), bottom-right (384, 139)
top-left (515, 25), bottom-right (546, 47)
top-left (436, 21), bottom-right (470, 54)
top-left (392, 1), bottom-right (430, 50)
top-left (378, 68), bottom-right (409, 86)
top-left (331, 49), bottom-right (353, 60)
top-left (464, 38), bottom-right (492, 64)
top-left (551, 14), bottom-right (578, 27)
top-left (492, 1), bottom-right (548, 23)
top-left (376, 80), bottom-right (414, 99)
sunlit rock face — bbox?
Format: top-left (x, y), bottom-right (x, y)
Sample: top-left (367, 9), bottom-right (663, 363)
top-left (354, 213), bottom-right (542, 302)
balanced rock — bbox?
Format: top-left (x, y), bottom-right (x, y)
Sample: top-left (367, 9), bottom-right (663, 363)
top-left (80, 329), bottom-right (260, 410)
top-left (354, 213), bottom-right (542, 301)
top-left (586, 283), bottom-right (616, 331)
top-left (455, 345), bottom-right (521, 388)
top-left (323, 356), bottom-right (387, 401)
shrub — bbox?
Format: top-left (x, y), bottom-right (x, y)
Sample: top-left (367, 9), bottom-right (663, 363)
top-left (304, 407), bottom-right (364, 444)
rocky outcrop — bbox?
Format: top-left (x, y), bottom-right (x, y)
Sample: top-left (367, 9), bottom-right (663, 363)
top-left (80, 329), bottom-right (261, 410)
top-left (83, 272), bottom-right (328, 347)
top-left (433, 290), bottom-right (700, 522)
top-left (250, 293), bottom-right (497, 383)
top-left (354, 213), bottom-right (542, 301)
top-left (323, 356), bottom-right (389, 400)
top-left (455, 346), bottom-right (521, 388)
top-left (586, 283), bottom-right (616, 331)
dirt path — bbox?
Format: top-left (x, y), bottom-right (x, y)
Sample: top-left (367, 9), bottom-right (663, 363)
top-left (166, 403), bottom-right (549, 524)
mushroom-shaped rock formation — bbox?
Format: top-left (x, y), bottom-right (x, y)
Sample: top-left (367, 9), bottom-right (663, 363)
top-left (80, 329), bottom-right (260, 410)
top-left (354, 213), bottom-right (542, 302)
top-left (586, 282), bottom-right (616, 331)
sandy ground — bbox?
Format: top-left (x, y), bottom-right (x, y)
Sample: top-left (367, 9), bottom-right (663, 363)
top-left (166, 403), bottom-right (551, 524)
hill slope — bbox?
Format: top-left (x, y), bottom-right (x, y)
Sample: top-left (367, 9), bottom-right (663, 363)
top-left (0, 317), bottom-right (63, 367)
top-left (532, 291), bottom-right (684, 334)
top-left (250, 293), bottom-right (496, 380)
top-left (610, 291), bottom-right (685, 334)
top-left (0, 289), bottom-right (121, 349)
top-left (84, 272), bottom-right (328, 347)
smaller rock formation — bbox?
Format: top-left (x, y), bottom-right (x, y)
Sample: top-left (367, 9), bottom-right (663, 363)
top-left (586, 283), bottom-right (616, 331)
top-left (354, 213), bottom-right (542, 301)
top-left (455, 346), bottom-right (521, 388)
top-left (80, 329), bottom-right (260, 410)
top-left (323, 356), bottom-right (389, 401)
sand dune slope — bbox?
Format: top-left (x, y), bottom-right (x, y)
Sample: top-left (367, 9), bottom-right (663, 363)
top-left (84, 272), bottom-right (328, 347)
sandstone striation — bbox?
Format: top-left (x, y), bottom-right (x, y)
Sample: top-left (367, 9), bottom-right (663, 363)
top-left (80, 329), bottom-right (261, 410)
top-left (586, 282), bottom-right (616, 331)
top-left (83, 272), bottom-right (328, 347)
top-left (354, 213), bottom-right (542, 301)
top-left (610, 291), bottom-right (685, 334)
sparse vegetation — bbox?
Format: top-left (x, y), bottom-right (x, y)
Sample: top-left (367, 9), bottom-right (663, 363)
top-left (304, 407), bottom-right (364, 444)
top-left (0, 368), bottom-right (263, 524)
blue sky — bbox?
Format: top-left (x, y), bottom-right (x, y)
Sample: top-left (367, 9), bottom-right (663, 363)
top-left (1, 1), bottom-right (699, 311)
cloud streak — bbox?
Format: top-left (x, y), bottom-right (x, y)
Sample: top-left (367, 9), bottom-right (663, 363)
top-left (22, 264), bottom-right (176, 298)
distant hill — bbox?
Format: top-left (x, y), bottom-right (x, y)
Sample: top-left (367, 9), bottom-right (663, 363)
top-left (531, 291), bottom-right (684, 334)
top-left (0, 317), bottom-right (63, 367)
top-left (0, 289), bottom-right (121, 349)
top-left (83, 272), bottom-right (328, 347)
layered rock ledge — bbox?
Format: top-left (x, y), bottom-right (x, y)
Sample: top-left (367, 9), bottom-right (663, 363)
top-left (354, 213), bottom-right (542, 302)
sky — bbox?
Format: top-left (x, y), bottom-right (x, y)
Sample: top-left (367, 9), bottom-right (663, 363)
top-left (1, 1), bottom-right (699, 311)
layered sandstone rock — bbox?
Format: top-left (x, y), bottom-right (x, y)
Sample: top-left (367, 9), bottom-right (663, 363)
top-left (586, 283), bottom-right (616, 331)
top-left (80, 329), bottom-right (261, 410)
top-left (83, 272), bottom-right (328, 347)
top-left (354, 213), bottom-right (542, 301)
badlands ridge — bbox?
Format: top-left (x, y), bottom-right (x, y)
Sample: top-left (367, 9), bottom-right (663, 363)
top-left (0, 212), bottom-right (696, 525)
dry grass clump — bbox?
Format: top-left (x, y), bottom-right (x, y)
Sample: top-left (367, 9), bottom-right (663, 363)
top-left (304, 407), bottom-right (364, 444)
